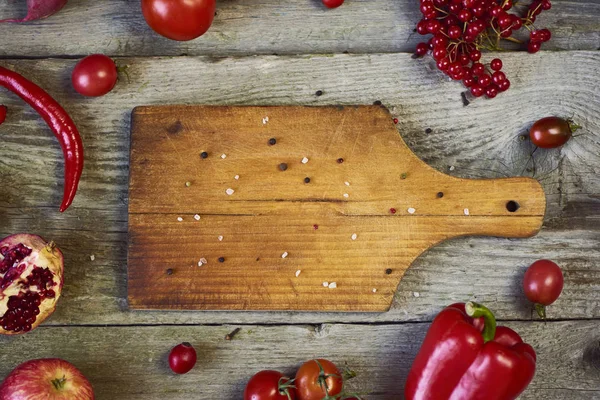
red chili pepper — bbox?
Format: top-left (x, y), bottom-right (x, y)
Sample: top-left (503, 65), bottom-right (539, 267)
top-left (405, 302), bottom-right (536, 400)
top-left (0, 65), bottom-right (83, 212)
top-left (0, 105), bottom-right (6, 125)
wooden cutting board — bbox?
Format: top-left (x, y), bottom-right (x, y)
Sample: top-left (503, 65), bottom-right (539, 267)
top-left (127, 105), bottom-right (546, 312)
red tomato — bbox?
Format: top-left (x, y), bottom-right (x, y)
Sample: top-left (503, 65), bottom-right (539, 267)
top-left (244, 370), bottom-right (296, 400)
top-left (72, 54), bottom-right (118, 97)
top-left (295, 359), bottom-right (343, 400)
top-left (529, 116), bottom-right (576, 148)
top-left (322, 0), bottom-right (345, 8)
top-left (141, 0), bottom-right (216, 41)
top-left (523, 259), bottom-right (564, 306)
top-left (168, 342), bottom-right (197, 374)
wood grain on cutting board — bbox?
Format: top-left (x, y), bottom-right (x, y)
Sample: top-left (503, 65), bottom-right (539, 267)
top-left (127, 105), bottom-right (546, 311)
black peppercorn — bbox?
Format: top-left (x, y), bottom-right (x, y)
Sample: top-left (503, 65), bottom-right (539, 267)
top-left (304, 177), bottom-right (311, 183)
top-left (166, 268), bottom-right (174, 275)
top-left (373, 100), bottom-right (382, 106)
top-left (425, 128), bottom-right (432, 134)
top-left (279, 163), bottom-right (288, 171)
top-left (315, 90), bottom-right (323, 96)
top-left (437, 192), bottom-right (444, 198)
top-left (337, 158), bottom-right (344, 164)
top-left (269, 138), bottom-right (277, 145)
top-left (218, 257), bottom-right (225, 263)
top-left (385, 268), bottom-right (393, 275)
top-left (200, 151), bottom-right (208, 159)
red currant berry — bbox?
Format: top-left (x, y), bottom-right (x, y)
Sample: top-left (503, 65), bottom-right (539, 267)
top-left (538, 28), bottom-right (551, 42)
top-left (458, 9), bottom-right (472, 22)
top-left (529, 14), bottom-right (537, 23)
top-left (433, 46), bottom-right (448, 60)
top-left (528, 41), bottom-right (541, 53)
top-left (451, 70), bottom-right (464, 80)
top-left (502, 0), bottom-right (513, 10)
top-left (448, 25), bottom-right (462, 39)
top-left (427, 20), bottom-right (442, 33)
top-left (498, 14), bottom-right (512, 29)
top-left (497, 79), bottom-right (510, 91)
top-left (469, 49), bottom-right (482, 61)
top-left (478, 73), bottom-right (492, 87)
top-left (492, 71), bottom-right (506, 84)
top-left (490, 58), bottom-right (502, 71)
top-left (415, 42), bottom-right (429, 56)
top-left (445, 15), bottom-right (461, 27)
top-left (448, 3), bottom-right (461, 12)
top-left (463, 76), bottom-right (475, 87)
top-left (432, 35), bottom-right (448, 47)
top-left (463, 0), bottom-right (477, 8)
top-left (472, 3), bottom-right (486, 17)
top-left (448, 62), bottom-right (463, 75)
top-left (437, 57), bottom-right (451, 71)
top-left (541, 0), bottom-right (551, 10)
top-left (471, 62), bottom-right (485, 76)
top-left (464, 34), bottom-right (476, 42)
top-left (511, 16), bottom-right (523, 30)
top-left (450, 0), bottom-right (462, 4)
top-left (500, 29), bottom-right (513, 38)
top-left (416, 20), bottom-right (429, 35)
top-left (470, 85), bottom-right (485, 97)
top-left (490, 6), bottom-right (503, 17)
top-left (485, 85), bottom-right (498, 98)
top-left (434, 0), bottom-right (448, 6)
top-left (530, 30), bottom-right (542, 42)
top-left (420, 1), bottom-right (435, 15)
top-left (458, 53), bottom-right (470, 65)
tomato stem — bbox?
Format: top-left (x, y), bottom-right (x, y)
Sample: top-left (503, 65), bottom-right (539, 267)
top-left (534, 303), bottom-right (547, 319)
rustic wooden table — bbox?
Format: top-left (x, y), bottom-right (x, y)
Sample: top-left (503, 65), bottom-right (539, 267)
top-left (0, 1), bottom-right (599, 399)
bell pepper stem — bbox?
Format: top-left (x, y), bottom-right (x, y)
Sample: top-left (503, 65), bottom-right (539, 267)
top-left (465, 302), bottom-right (497, 343)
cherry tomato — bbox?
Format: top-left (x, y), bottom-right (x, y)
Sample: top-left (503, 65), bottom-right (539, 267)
top-left (523, 259), bottom-right (564, 305)
top-left (322, 0), bottom-right (345, 8)
top-left (0, 105), bottom-right (6, 125)
top-left (72, 54), bottom-right (118, 97)
top-left (141, 0), bottom-right (216, 41)
top-left (295, 359), bottom-right (343, 400)
top-left (529, 116), bottom-right (577, 148)
top-left (244, 370), bottom-right (296, 400)
top-left (168, 342), bottom-right (197, 374)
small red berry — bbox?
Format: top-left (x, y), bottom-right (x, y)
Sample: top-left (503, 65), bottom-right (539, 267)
top-left (500, 29), bottom-right (512, 38)
top-left (313, 224), bottom-right (319, 230)
top-left (469, 49), bottom-right (482, 61)
top-left (502, 0), bottom-right (513, 10)
top-left (541, 0), bottom-right (551, 10)
top-left (458, 9), bottom-right (472, 22)
top-left (420, 1), bottom-right (435, 15)
top-left (463, 0), bottom-right (477, 8)
top-left (490, 59), bottom-right (502, 72)
top-left (490, 6), bottom-right (503, 17)
top-left (390, 208), bottom-right (397, 214)
top-left (433, 46), bottom-right (448, 60)
top-left (528, 41), bottom-right (542, 53)
top-left (511, 16), bottom-right (523, 30)
top-left (458, 53), bottom-right (470, 66)
top-left (530, 30), bottom-right (542, 42)
top-left (437, 57), bottom-right (451, 71)
top-left (538, 28), bottom-right (552, 42)
top-left (498, 14), bottom-right (513, 29)
top-left (497, 79), bottom-right (511, 92)
top-left (478, 73), bottom-right (492, 87)
top-left (470, 85), bottom-right (485, 97)
top-left (472, 3), bottom-right (486, 17)
top-left (426, 19), bottom-right (442, 34)
top-left (471, 62), bottom-right (485, 76)
top-left (393, 118), bottom-right (399, 124)
top-left (322, 0), bottom-right (345, 8)
top-left (447, 25), bottom-right (462, 39)
top-left (485, 85), bottom-right (498, 99)
top-left (444, 15), bottom-right (460, 27)
top-left (169, 342), bottom-right (197, 374)
top-left (416, 20), bottom-right (429, 35)
top-left (448, 3), bottom-right (461, 13)
top-left (432, 35), bottom-right (448, 47)
top-left (492, 71), bottom-right (506, 85)
top-left (463, 76), bottom-right (475, 87)
top-left (415, 42), bottom-right (429, 56)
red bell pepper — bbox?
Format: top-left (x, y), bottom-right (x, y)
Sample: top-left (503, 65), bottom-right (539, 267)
top-left (405, 302), bottom-right (536, 400)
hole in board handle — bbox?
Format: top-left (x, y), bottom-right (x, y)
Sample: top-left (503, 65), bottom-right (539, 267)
top-left (506, 201), bottom-right (520, 212)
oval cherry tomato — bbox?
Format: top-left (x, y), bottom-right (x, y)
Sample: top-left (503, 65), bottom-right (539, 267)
top-left (529, 116), bottom-right (576, 148)
top-left (72, 54), bottom-right (118, 97)
top-left (168, 342), bottom-right (197, 374)
top-left (141, 0), bottom-right (216, 41)
top-left (322, 0), bottom-right (345, 8)
top-left (295, 359), bottom-right (343, 400)
top-left (523, 259), bottom-right (564, 306)
top-left (244, 370), bottom-right (296, 400)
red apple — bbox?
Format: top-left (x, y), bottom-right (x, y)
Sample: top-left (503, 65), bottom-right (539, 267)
top-left (0, 358), bottom-right (94, 399)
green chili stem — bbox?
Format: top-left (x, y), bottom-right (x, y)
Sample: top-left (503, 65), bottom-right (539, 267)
top-left (465, 301), bottom-right (497, 343)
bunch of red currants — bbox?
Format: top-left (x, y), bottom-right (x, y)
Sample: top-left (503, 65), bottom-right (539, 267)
top-left (414, 0), bottom-right (553, 99)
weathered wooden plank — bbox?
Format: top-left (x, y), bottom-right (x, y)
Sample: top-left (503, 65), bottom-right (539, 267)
top-left (1, 53), bottom-right (599, 323)
top-left (0, 321), bottom-right (598, 399)
top-left (0, 0), bottom-right (598, 57)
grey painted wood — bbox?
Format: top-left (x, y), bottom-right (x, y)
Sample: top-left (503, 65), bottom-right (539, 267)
top-left (1, 53), bottom-right (598, 324)
top-left (0, 321), bottom-right (598, 399)
top-left (0, 0), bottom-right (598, 58)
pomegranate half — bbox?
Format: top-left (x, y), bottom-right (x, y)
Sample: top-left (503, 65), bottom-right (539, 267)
top-left (0, 358), bottom-right (94, 400)
top-left (0, 234), bottom-right (64, 334)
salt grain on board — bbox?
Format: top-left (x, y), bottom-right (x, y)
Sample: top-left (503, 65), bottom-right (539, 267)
top-left (221, 154), bottom-right (227, 159)
top-left (345, 181), bottom-right (350, 186)
top-left (198, 258), bottom-right (207, 266)
top-left (351, 233), bottom-right (357, 240)
top-left (328, 282), bottom-right (337, 289)
top-left (413, 292), bottom-right (420, 297)
top-left (295, 270), bottom-right (301, 277)
top-left (449, 166), bottom-right (455, 171)
top-left (281, 252), bottom-right (288, 258)
top-left (372, 288), bottom-right (377, 293)
top-left (464, 208), bottom-right (470, 216)
top-left (177, 217), bottom-right (183, 221)
top-left (90, 255), bottom-right (95, 261)
top-left (407, 207), bottom-right (416, 214)
top-left (262, 116), bottom-right (269, 125)
top-left (234, 175), bottom-right (240, 180)
top-left (343, 193), bottom-right (349, 198)
top-left (226, 188), bottom-right (235, 195)
top-left (302, 157), bottom-right (309, 164)
top-left (323, 282), bottom-right (329, 287)
top-left (194, 214), bottom-right (201, 221)
top-left (218, 236), bottom-right (223, 241)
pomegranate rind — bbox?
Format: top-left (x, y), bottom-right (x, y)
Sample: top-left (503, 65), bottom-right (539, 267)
top-left (0, 234), bottom-right (64, 335)
top-left (0, 358), bottom-right (94, 400)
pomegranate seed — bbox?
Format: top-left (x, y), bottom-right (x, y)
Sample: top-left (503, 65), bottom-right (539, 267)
top-left (390, 208), bottom-right (397, 214)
